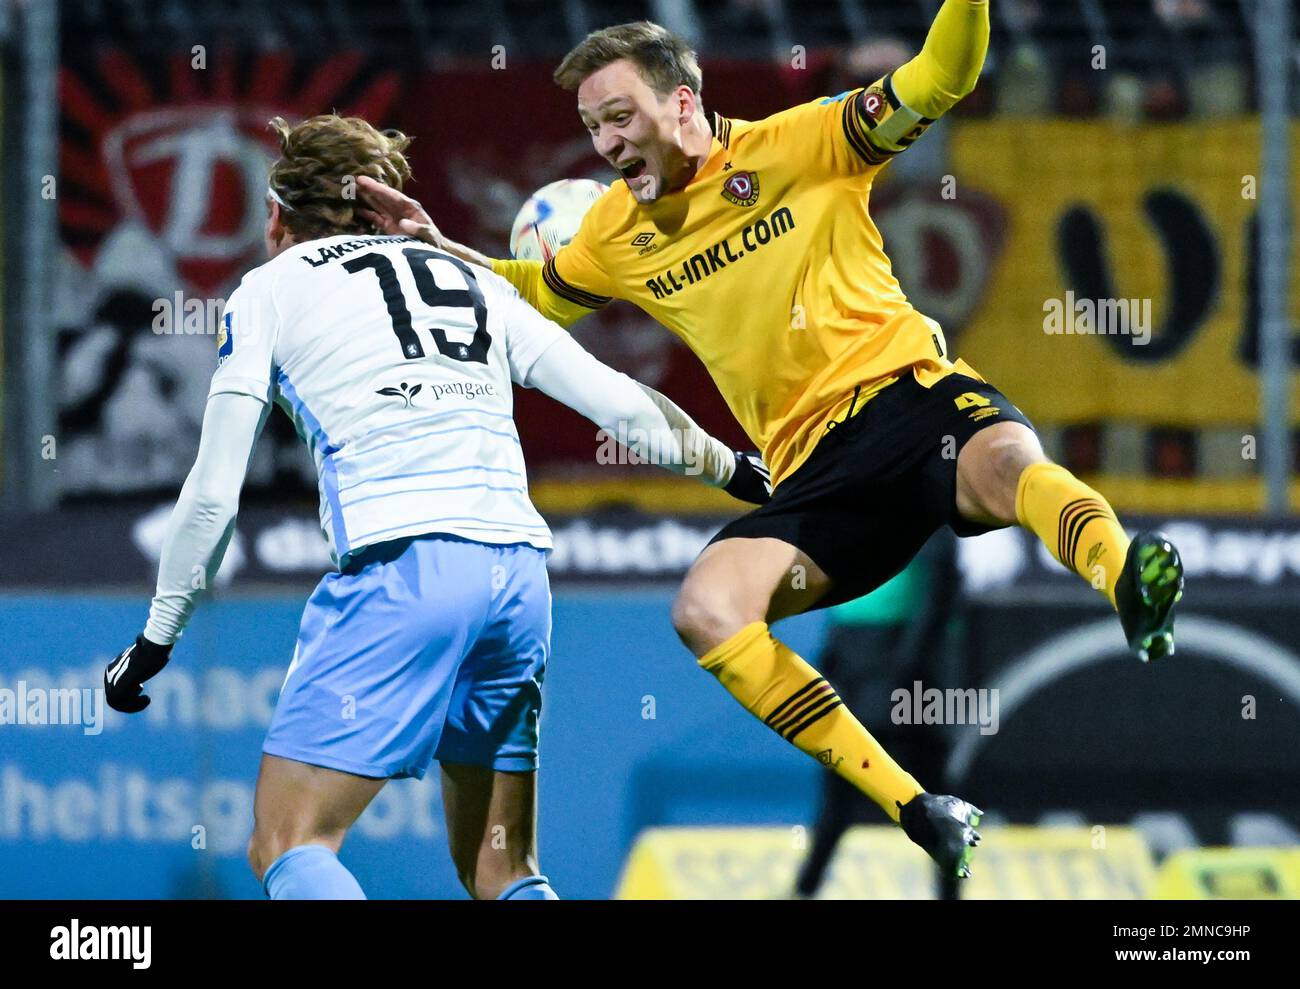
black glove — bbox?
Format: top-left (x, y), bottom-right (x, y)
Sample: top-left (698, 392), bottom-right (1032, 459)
top-left (724, 451), bottom-right (772, 505)
top-left (104, 634), bottom-right (174, 713)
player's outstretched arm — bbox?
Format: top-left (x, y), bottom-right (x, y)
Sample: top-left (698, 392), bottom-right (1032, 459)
top-left (104, 393), bottom-right (268, 713)
top-left (356, 175), bottom-right (604, 329)
top-left (891, 0), bottom-right (990, 119)
top-left (523, 334), bottom-right (769, 504)
top-left (496, 270), bottom-right (767, 500)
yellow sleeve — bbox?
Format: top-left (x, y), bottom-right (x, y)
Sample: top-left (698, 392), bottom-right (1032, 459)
top-left (489, 210), bottom-right (615, 329)
top-left (890, 0), bottom-right (989, 119)
top-left (744, 2), bottom-right (987, 176)
top-left (836, 0), bottom-right (987, 167)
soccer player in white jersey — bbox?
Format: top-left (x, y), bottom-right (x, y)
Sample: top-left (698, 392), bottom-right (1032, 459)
top-left (102, 114), bottom-right (769, 900)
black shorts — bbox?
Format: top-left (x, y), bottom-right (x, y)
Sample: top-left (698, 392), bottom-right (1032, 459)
top-left (709, 371), bottom-right (1035, 610)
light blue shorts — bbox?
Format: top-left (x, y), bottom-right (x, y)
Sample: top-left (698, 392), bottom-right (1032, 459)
top-left (263, 534), bottom-right (551, 778)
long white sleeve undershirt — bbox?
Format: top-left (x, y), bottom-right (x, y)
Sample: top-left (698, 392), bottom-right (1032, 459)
top-left (522, 332), bottom-right (736, 488)
top-left (143, 392), bottom-right (267, 646)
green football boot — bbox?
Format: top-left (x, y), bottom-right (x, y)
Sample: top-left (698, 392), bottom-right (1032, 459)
top-left (1115, 531), bottom-right (1185, 663)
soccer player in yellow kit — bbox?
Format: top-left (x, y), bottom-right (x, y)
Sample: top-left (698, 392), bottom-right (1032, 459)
top-left (358, 0), bottom-right (1184, 880)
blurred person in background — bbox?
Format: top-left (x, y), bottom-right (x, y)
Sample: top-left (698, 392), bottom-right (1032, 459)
top-left (1142, 0), bottom-right (1245, 118)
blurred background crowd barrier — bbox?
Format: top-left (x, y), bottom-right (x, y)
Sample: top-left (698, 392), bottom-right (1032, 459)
top-left (0, 0), bottom-right (1296, 898)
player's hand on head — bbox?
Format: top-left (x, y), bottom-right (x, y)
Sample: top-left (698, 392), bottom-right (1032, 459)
top-left (355, 175), bottom-right (442, 246)
top-left (725, 451), bottom-right (772, 505)
top-left (103, 634), bottom-right (174, 714)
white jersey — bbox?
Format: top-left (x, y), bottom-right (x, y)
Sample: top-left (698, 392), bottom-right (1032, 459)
top-left (211, 234), bottom-right (567, 565)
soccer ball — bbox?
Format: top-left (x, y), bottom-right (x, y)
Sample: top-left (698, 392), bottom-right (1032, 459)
top-left (509, 178), bottom-right (609, 262)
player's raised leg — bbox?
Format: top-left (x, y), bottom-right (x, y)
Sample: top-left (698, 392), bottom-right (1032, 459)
top-left (247, 754), bottom-right (385, 899)
top-left (673, 536), bottom-right (981, 878)
top-left (956, 419), bottom-right (1185, 661)
top-left (441, 763), bottom-right (554, 899)
top-left (674, 537), bottom-right (920, 812)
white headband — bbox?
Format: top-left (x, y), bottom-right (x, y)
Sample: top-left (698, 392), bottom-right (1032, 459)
top-left (267, 185), bottom-right (296, 212)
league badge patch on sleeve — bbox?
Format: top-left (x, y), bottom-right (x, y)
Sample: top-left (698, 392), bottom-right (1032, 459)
top-left (217, 311), bottom-right (234, 365)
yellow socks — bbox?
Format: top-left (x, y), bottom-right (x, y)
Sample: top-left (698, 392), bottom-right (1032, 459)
top-left (698, 621), bottom-right (923, 822)
top-left (1015, 462), bottom-right (1131, 607)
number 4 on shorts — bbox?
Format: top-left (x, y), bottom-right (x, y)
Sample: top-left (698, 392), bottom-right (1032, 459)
top-left (954, 391), bottom-right (991, 410)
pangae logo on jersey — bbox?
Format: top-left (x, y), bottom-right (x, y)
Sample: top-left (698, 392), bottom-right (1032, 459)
top-left (376, 381), bottom-right (422, 408)
top-left (721, 171), bottom-right (760, 207)
top-left (377, 380), bottom-right (498, 408)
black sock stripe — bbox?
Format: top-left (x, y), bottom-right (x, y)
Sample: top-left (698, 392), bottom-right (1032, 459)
top-left (1058, 498), bottom-right (1102, 564)
top-left (1063, 501), bottom-right (1109, 564)
top-left (771, 684), bottom-right (839, 734)
top-left (1060, 501), bottom-right (1102, 564)
top-left (784, 699), bottom-right (843, 742)
top-left (1057, 498), bottom-right (1091, 563)
top-left (1066, 509), bottom-right (1113, 565)
top-left (765, 678), bottom-right (828, 727)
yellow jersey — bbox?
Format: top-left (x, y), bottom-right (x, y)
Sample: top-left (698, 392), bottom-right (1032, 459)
top-left (493, 1), bottom-right (989, 485)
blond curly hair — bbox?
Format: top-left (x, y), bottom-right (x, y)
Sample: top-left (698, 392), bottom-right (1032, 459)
top-left (267, 114), bottom-right (413, 241)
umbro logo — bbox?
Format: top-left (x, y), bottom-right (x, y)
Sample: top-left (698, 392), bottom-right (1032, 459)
top-left (1086, 541), bottom-right (1107, 569)
top-left (815, 748), bottom-right (844, 770)
top-left (631, 231), bottom-right (659, 256)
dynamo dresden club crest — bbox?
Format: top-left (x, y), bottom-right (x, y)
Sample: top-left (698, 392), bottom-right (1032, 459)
top-left (721, 170), bottom-right (760, 207)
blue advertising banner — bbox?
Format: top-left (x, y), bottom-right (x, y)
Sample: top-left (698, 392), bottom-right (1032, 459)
top-left (6, 584), bottom-right (1297, 899)
top-left (0, 593), bottom-right (826, 899)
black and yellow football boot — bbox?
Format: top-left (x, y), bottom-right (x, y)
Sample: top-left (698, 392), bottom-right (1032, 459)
top-left (898, 793), bottom-right (983, 880)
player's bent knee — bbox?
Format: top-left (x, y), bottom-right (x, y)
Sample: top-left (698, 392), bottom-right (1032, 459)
top-left (986, 449), bottom-right (1033, 520)
top-left (996, 431), bottom-right (1046, 479)
top-left (671, 585), bottom-right (753, 657)
top-left (961, 423), bottom-right (1047, 524)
